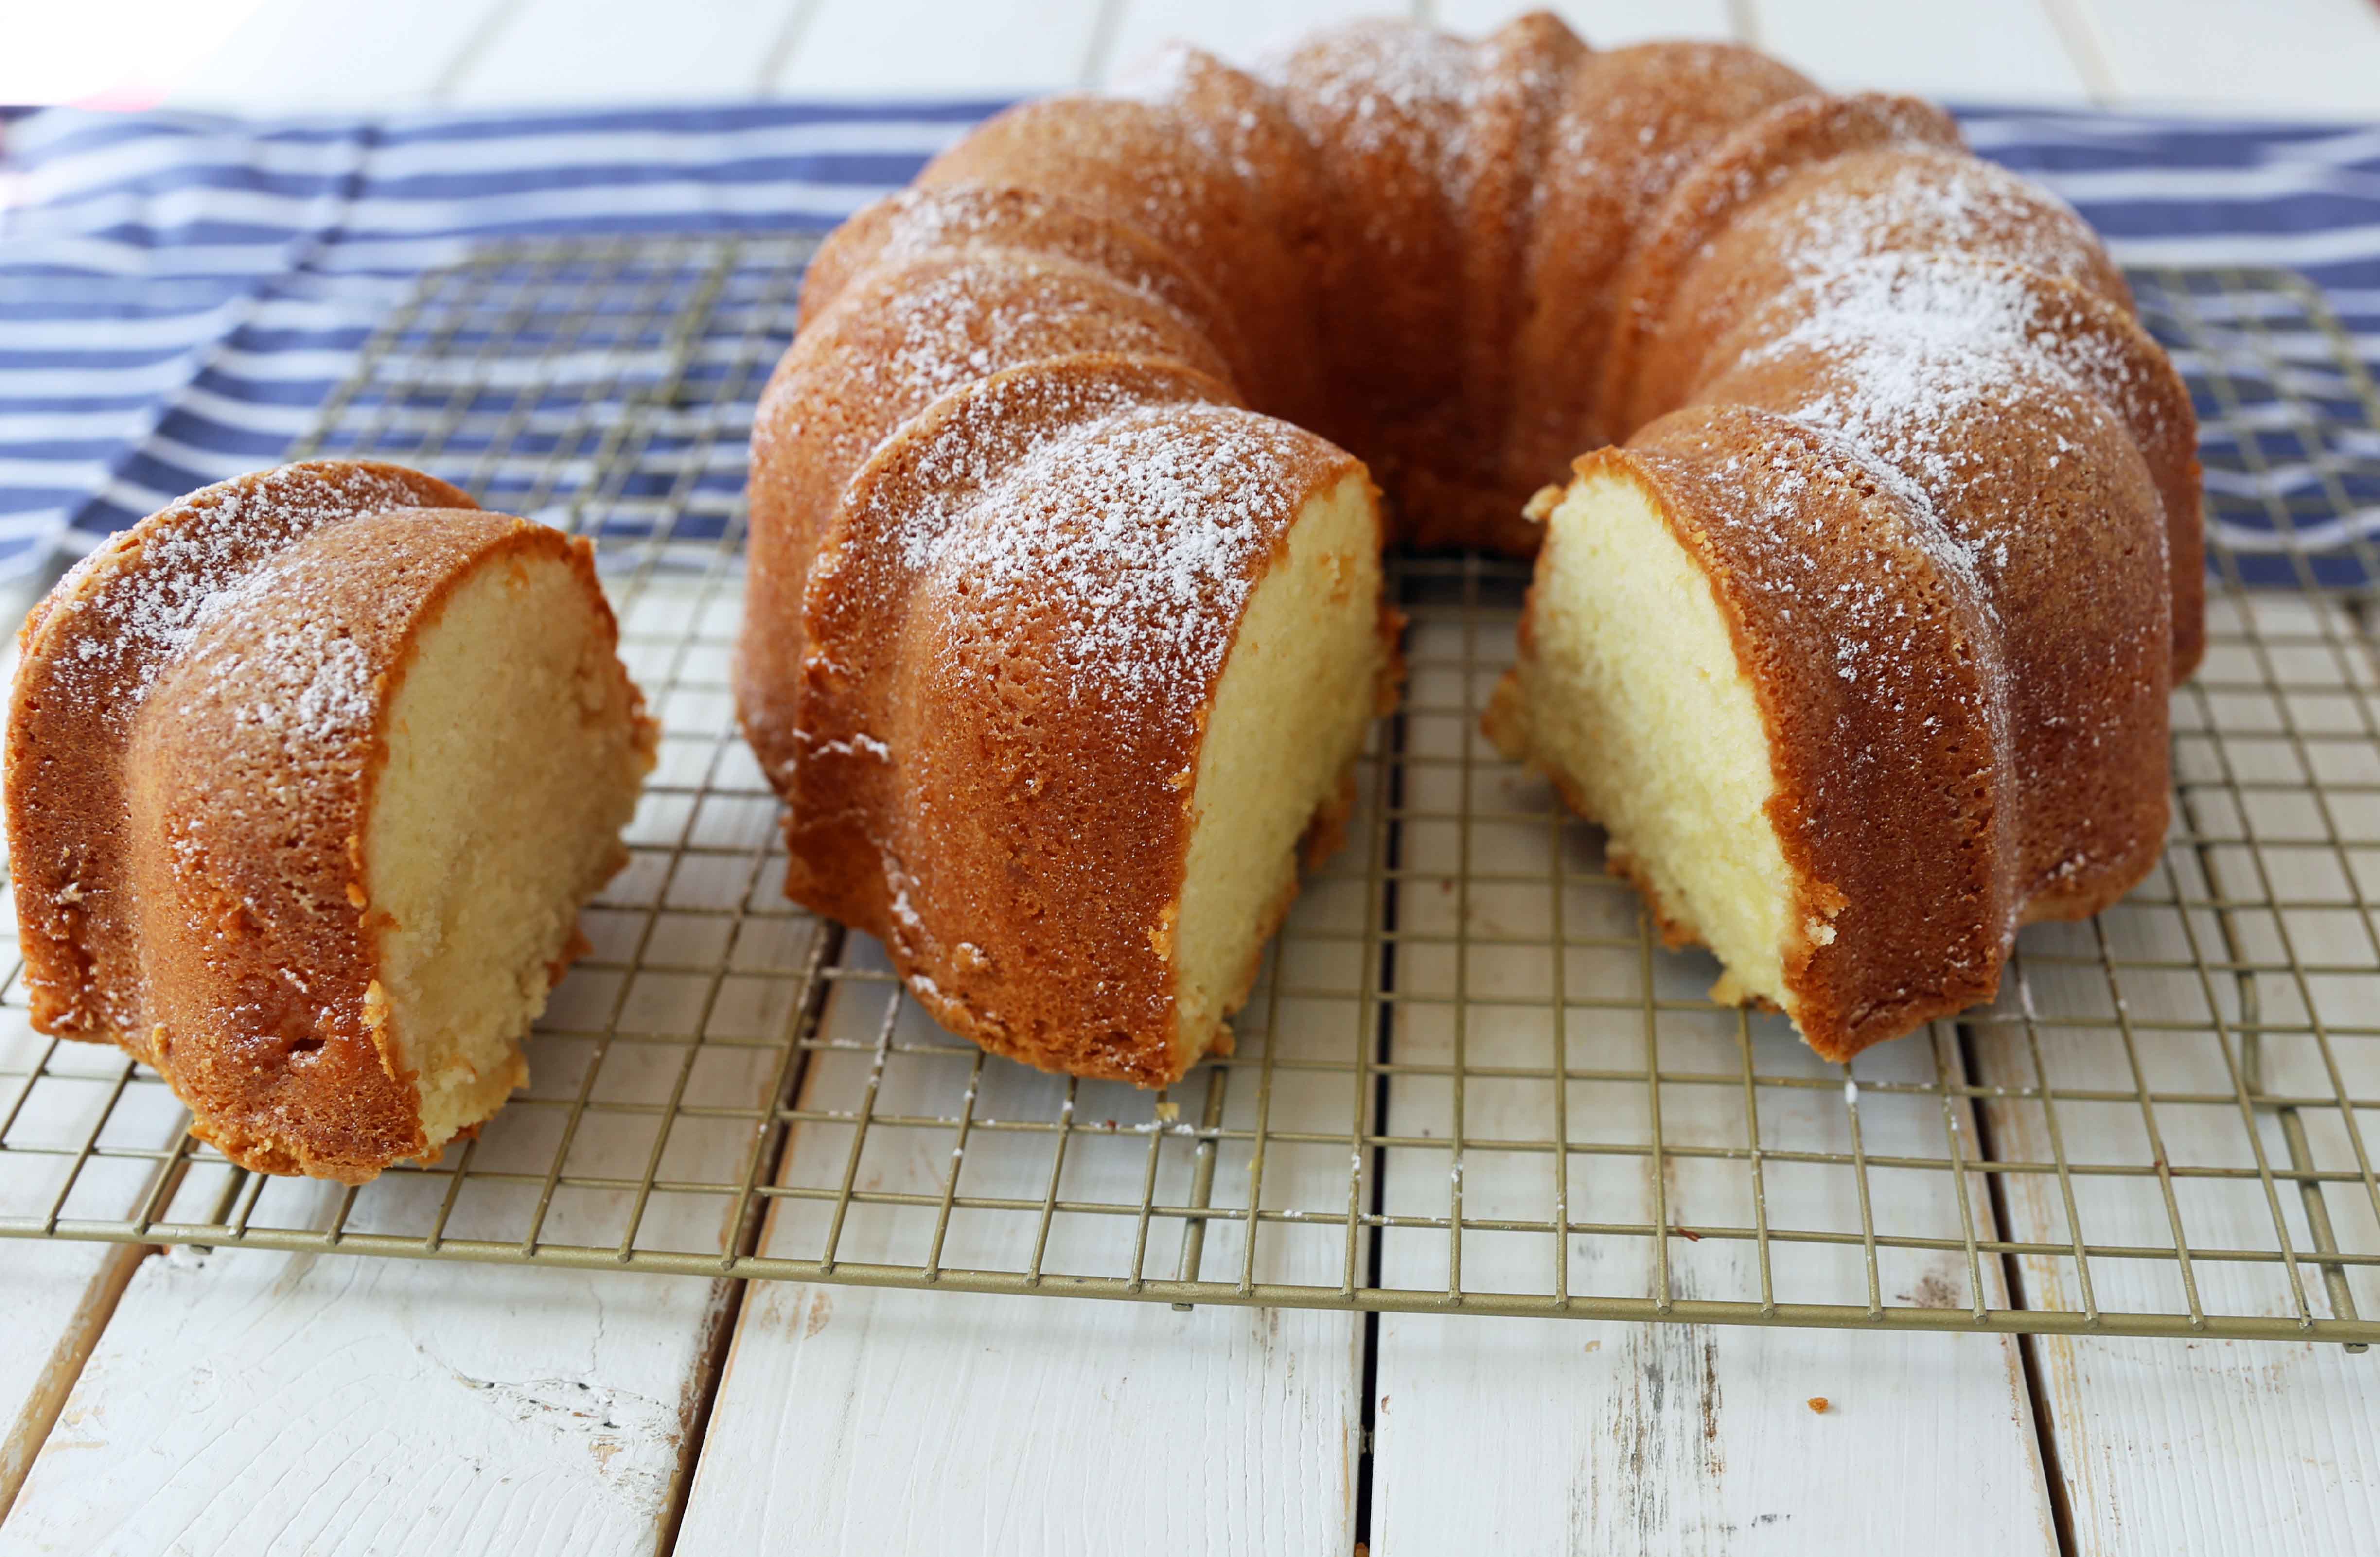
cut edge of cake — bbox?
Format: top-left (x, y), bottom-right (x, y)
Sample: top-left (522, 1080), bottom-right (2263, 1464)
top-left (1488, 460), bottom-right (1815, 1028)
top-left (363, 532), bottom-right (658, 1156)
top-left (1167, 466), bottom-right (1397, 1074)
top-left (4, 463), bottom-right (659, 1182)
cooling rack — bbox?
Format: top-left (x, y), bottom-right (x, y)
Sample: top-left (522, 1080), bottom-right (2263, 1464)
top-left (2, 239), bottom-right (2377, 1349)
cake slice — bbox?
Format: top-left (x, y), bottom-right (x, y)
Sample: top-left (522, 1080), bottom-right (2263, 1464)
top-left (1488, 462), bottom-right (1818, 1026)
top-left (776, 359), bottom-right (1401, 1086)
top-left (6, 462), bottom-right (658, 1181)
top-left (1488, 425), bottom-right (2020, 1062)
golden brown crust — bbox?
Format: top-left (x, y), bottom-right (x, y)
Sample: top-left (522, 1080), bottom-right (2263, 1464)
top-left (1602, 423), bottom-right (2017, 1058)
top-left (1506, 41), bottom-right (1817, 488)
top-left (736, 243), bottom-right (1238, 794)
top-left (1687, 262), bottom-right (2179, 923)
top-left (800, 181), bottom-right (1256, 393)
top-left (781, 352), bottom-right (1239, 927)
top-left (7, 462), bottom-right (649, 1180)
top-left (1298, 763), bottom-right (1363, 873)
top-left (1601, 92), bottom-right (1967, 433)
top-left (9, 463), bottom-right (467, 1050)
top-left (918, 92), bottom-right (1325, 427)
top-left (1265, 21), bottom-right (1473, 540)
top-left (1637, 145), bottom-right (2133, 408)
top-left (1603, 844), bottom-right (1702, 953)
top-left (1453, 12), bottom-right (1590, 495)
top-left (1620, 130), bottom-right (2204, 680)
top-left (787, 354), bottom-right (1367, 1085)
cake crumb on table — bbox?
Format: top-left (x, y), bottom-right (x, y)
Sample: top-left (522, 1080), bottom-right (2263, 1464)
top-left (1808, 1396), bottom-right (1831, 1414)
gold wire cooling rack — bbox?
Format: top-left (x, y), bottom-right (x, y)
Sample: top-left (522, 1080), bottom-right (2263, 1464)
top-left (2, 238), bottom-right (2378, 1349)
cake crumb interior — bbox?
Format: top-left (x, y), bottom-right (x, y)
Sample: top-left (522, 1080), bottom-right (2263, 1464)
top-left (1521, 469), bottom-right (1801, 1012)
top-left (1170, 472), bottom-right (1385, 1066)
top-left (367, 552), bottom-right (650, 1152)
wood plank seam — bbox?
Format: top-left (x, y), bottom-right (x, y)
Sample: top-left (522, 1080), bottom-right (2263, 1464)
top-left (1965, 659), bottom-right (2380, 1555)
top-left (757, 0), bottom-right (831, 97)
top-left (0, 1241), bottom-right (152, 1524)
top-left (1363, 587), bottom-right (2057, 1549)
top-left (1963, 1020), bottom-right (2084, 1555)
top-left (1348, 666), bottom-right (1409, 1553)
top-left (1076, 0), bottom-right (1129, 86)
top-left (674, 928), bottom-right (1368, 1550)
top-left (2034, 0), bottom-right (2120, 105)
top-left (1938, 1025), bottom-right (2065, 1555)
top-left (428, 0), bottom-right (538, 104)
top-left (1725, 0), bottom-right (1761, 48)
top-left (655, 924), bottom-right (845, 1553)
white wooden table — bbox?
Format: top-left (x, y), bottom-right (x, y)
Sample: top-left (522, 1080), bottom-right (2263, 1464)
top-left (5, 1), bottom-right (2380, 1552)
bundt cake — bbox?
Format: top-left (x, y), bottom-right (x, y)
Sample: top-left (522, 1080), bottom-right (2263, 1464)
top-left (6, 461), bottom-right (658, 1181)
top-left (737, 12), bottom-right (2202, 1082)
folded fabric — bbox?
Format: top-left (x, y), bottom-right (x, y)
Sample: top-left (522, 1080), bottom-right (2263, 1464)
top-left (0, 99), bottom-right (2376, 580)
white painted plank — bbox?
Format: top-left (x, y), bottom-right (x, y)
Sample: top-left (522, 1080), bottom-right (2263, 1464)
top-left (2073, 0), bottom-right (2380, 115)
top-left (0, 1043), bottom-right (800, 1556)
top-left (685, 1270), bottom-right (1361, 1553)
top-left (1100, 0), bottom-right (1739, 88)
top-left (1097, 0), bottom-right (1419, 81)
top-left (1374, 1307), bottom-right (2050, 1552)
top-left (129, 0), bottom-right (2380, 114)
top-left (1431, 0), bottom-right (1741, 47)
top-left (1366, 611), bottom-right (2057, 1552)
top-left (0, 0), bottom-right (273, 108)
top-left (448, 0), bottom-right (798, 105)
top-left (0, 653), bottom-right (822, 1555)
top-left (163, 0), bottom-right (520, 112)
top-left (0, 1244), bottom-right (737, 1556)
top-left (1970, 592), bottom-right (2380, 1554)
top-left (1752, 0), bottom-right (2091, 102)
top-left (0, 634), bottom-right (187, 1520)
top-left (679, 735), bottom-right (1391, 1553)
top-left (776, 0), bottom-right (1107, 98)
top-left (678, 955), bottom-right (1366, 1554)
top-left (0, 1002), bottom-right (170, 1519)
top-left (0, 1240), bottom-right (145, 1522)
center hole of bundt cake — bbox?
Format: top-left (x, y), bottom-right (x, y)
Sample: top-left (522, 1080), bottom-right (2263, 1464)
top-left (365, 554), bottom-right (648, 1152)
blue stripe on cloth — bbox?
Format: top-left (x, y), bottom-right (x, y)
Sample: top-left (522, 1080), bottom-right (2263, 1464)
top-left (2, 98), bottom-right (2378, 582)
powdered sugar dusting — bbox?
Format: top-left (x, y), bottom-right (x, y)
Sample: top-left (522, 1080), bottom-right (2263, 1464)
top-left (1694, 433), bottom-right (1986, 698)
top-left (832, 186), bottom-right (1224, 352)
top-left (848, 261), bottom-right (1214, 406)
top-left (826, 362), bottom-right (1294, 720)
top-left (1763, 147), bottom-right (2107, 296)
top-left (1742, 253), bottom-right (2138, 609)
top-left (1260, 18), bottom-right (1475, 163)
top-left (932, 403), bottom-right (1310, 706)
top-left (219, 619), bottom-right (378, 744)
top-left (850, 366), bottom-right (1195, 569)
top-left (882, 267), bottom-right (1102, 396)
top-left (1107, 44), bottom-right (1301, 199)
top-left (35, 463), bottom-right (432, 740)
top-left (1105, 40), bottom-right (1206, 106)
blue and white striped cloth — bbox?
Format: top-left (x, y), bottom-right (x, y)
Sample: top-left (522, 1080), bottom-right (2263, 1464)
top-left (2, 99), bottom-right (2377, 581)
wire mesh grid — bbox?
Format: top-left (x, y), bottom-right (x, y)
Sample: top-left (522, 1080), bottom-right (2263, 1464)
top-left (1, 240), bottom-right (2377, 1347)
